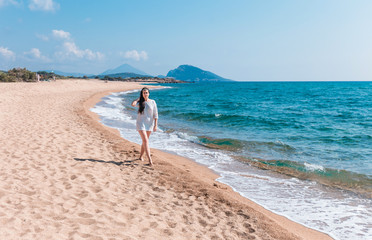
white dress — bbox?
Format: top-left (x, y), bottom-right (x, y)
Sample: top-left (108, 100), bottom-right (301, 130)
top-left (136, 99), bottom-right (158, 131)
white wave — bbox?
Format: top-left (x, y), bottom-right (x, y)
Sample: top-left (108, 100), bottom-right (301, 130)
top-left (304, 162), bottom-right (325, 172)
top-left (176, 132), bottom-right (199, 142)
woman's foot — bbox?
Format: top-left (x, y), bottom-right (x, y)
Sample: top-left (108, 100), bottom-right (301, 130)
top-left (148, 159), bottom-right (153, 166)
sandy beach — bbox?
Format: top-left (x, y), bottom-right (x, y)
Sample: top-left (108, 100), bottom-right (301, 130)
top-left (0, 79), bottom-right (333, 240)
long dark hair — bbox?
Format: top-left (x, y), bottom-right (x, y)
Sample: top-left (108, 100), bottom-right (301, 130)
top-left (138, 87), bottom-right (149, 114)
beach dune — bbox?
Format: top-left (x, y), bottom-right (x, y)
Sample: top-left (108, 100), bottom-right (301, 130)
top-left (0, 79), bottom-right (332, 239)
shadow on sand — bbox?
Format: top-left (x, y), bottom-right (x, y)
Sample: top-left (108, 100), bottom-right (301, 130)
top-left (73, 158), bottom-right (139, 166)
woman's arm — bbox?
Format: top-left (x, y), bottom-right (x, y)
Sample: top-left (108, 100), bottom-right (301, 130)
top-left (153, 118), bottom-right (158, 132)
top-left (131, 97), bottom-right (140, 107)
top-left (153, 101), bottom-right (158, 132)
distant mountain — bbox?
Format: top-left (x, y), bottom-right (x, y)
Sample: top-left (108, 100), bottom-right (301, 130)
top-left (166, 65), bottom-right (233, 82)
top-left (98, 72), bottom-right (151, 79)
top-left (101, 64), bottom-right (149, 76)
top-left (42, 70), bottom-right (89, 78)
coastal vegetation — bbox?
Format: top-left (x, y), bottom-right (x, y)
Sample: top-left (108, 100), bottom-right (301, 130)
top-left (37, 71), bottom-right (66, 80)
top-left (0, 68), bottom-right (37, 82)
top-left (99, 75), bottom-right (185, 83)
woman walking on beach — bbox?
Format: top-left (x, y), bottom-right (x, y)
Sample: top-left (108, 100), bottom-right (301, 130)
top-left (131, 87), bottom-right (158, 165)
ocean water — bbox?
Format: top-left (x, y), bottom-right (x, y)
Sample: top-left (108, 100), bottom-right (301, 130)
top-left (91, 82), bottom-right (372, 240)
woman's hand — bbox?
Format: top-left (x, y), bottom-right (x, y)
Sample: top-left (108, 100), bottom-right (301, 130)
top-left (153, 118), bottom-right (158, 132)
top-left (131, 97), bottom-right (140, 107)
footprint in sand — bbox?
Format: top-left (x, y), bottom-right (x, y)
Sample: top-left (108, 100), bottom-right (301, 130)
top-left (63, 199), bottom-right (78, 209)
top-left (243, 223), bottom-right (256, 233)
top-left (75, 190), bottom-right (89, 199)
top-left (78, 212), bottom-right (93, 218)
top-left (166, 220), bottom-right (177, 228)
top-left (76, 218), bottom-right (96, 226)
top-left (149, 221), bottom-right (158, 228)
top-left (162, 228), bottom-right (173, 236)
top-left (198, 217), bottom-right (208, 227)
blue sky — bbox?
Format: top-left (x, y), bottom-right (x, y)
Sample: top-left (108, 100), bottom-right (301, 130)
top-left (1, 0), bottom-right (372, 80)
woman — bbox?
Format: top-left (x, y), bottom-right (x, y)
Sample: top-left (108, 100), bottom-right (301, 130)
top-left (131, 87), bottom-right (158, 165)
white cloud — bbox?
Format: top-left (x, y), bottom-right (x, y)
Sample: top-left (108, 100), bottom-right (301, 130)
top-left (52, 29), bottom-right (70, 40)
top-left (29, 48), bottom-right (41, 58)
top-left (122, 50), bottom-right (148, 61)
top-left (24, 48), bottom-right (50, 61)
top-left (36, 33), bottom-right (49, 41)
top-left (50, 29), bottom-right (103, 61)
top-left (0, 0), bottom-right (57, 11)
top-left (0, 0), bottom-right (19, 8)
top-left (57, 41), bottom-right (104, 61)
top-left (0, 47), bottom-right (15, 60)
top-left (29, 0), bottom-right (59, 12)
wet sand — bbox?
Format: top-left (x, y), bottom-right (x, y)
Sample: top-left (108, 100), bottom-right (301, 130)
top-left (0, 79), bottom-right (332, 239)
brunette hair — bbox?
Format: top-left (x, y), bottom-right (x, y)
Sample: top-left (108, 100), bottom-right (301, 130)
top-left (138, 87), bottom-right (149, 114)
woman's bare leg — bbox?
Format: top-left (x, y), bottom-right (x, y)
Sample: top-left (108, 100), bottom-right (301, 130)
top-left (138, 130), bottom-right (153, 165)
top-left (139, 144), bottom-right (144, 161)
top-left (139, 131), bottom-right (151, 160)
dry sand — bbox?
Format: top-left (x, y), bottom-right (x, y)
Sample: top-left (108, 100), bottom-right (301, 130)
top-left (0, 79), bottom-right (333, 240)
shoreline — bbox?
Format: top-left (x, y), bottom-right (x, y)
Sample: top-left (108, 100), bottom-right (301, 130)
top-left (85, 82), bottom-right (333, 239)
top-left (0, 79), bottom-right (332, 239)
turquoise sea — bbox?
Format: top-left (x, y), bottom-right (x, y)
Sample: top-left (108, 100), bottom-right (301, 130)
top-left (92, 81), bottom-right (372, 240)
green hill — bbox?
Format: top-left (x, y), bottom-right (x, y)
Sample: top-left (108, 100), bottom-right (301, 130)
top-left (166, 65), bottom-right (233, 82)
